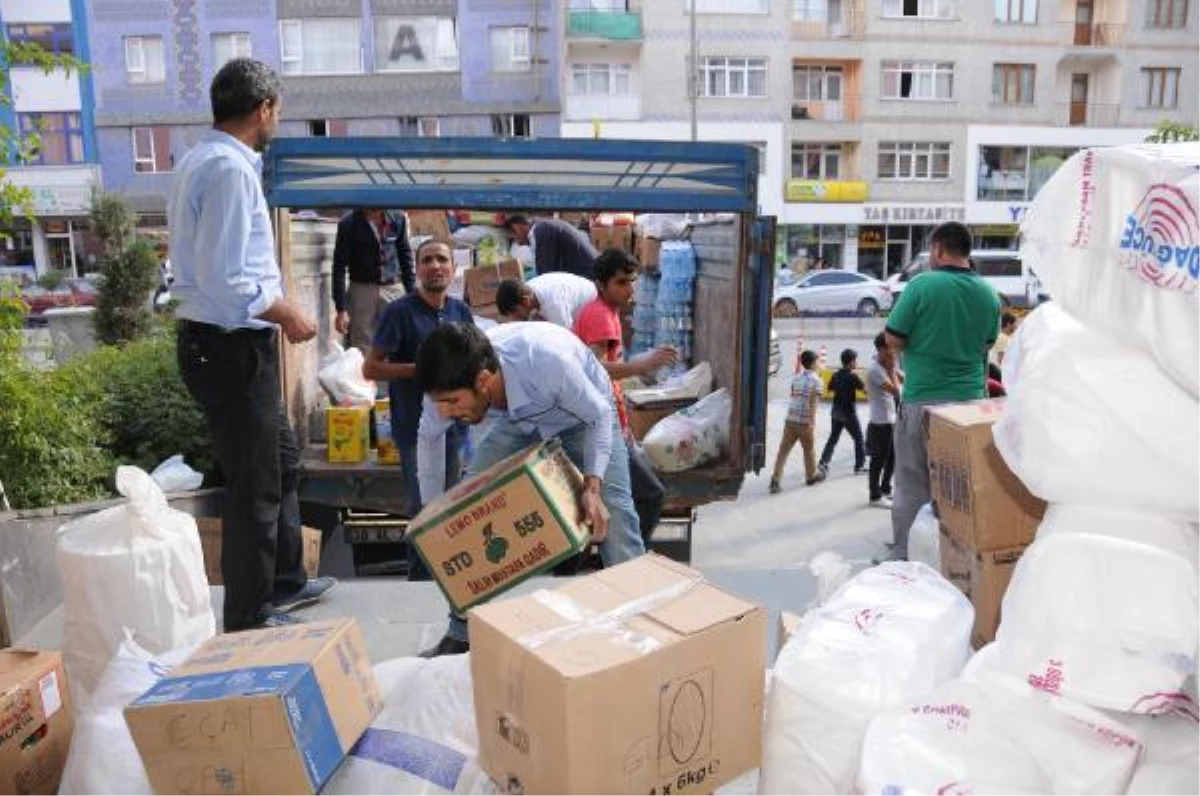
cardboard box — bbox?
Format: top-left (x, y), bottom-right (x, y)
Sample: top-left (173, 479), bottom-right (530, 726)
top-left (125, 618), bottom-right (380, 795)
top-left (0, 650), bottom-right (74, 795)
top-left (327, 405), bottom-right (371, 463)
top-left (469, 554), bottom-right (768, 795)
top-left (472, 303), bottom-right (500, 322)
top-left (374, 398), bottom-right (400, 465)
top-left (198, 520), bottom-right (322, 585)
top-left (637, 236), bottom-right (662, 268)
top-left (590, 224), bottom-right (634, 253)
top-left (464, 259), bottom-right (522, 308)
top-left (626, 397), bottom-right (697, 442)
top-left (407, 209), bottom-right (450, 239)
top-left (407, 439), bottom-right (592, 614)
top-left (939, 529), bottom-right (1027, 648)
top-left (926, 400), bottom-right (1047, 551)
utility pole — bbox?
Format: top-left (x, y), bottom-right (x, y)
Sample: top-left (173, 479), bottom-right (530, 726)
top-left (689, 0), bottom-right (698, 141)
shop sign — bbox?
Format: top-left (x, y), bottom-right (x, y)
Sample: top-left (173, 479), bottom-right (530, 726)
top-left (28, 186), bottom-right (93, 216)
top-left (863, 205), bottom-right (966, 223)
top-left (1007, 205), bottom-right (1029, 222)
top-left (786, 179), bottom-right (868, 203)
top-left (858, 227), bottom-right (884, 249)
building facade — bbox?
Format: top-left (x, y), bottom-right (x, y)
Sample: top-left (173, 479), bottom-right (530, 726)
top-left (0, 0), bottom-right (99, 277)
top-left (559, 0), bottom-right (1198, 276)
top-left (85, 0), bottom-right (561, 221)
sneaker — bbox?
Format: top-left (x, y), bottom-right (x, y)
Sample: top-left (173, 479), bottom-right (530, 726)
top-left (231, 610), bottom-right (304, 632)
top-left (854, 467), bottom-right (868, 475)
top-left (768, 479), bottom-right (781, 495)
top-left (869, 496), bottom-right (894, 509)
top-left (881, 487), bottom-right (893, 497)
top-left (273, 577), bottom-right (338, 613)
top-left (806, 470), bottom-right (827, 486)
top-left (817, 462), bottom-right (829, 478)
top-left (419, 635), bottom-right (470, 658)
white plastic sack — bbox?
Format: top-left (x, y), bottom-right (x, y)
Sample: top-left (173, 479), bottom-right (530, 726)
top-left (995, 303), bottom-right (1199, 520)
top-left (760, 562), bottom-right (973, 794)
top-left (1020, 143), bottom-right (1199, 396)
top-left (326, 655), bottom-right (496, 795)
top-left (858, 674), bottom-right (1144, 795)
top-left (635, 213), bottom-right (690, 241)
top-left (625, 361), bottom-right (714, 406)
top-left (149, 454), bottom-right (203, 493)
top-left (319, 342), bottom-right (377, 405)
top-left (56, 466), bottom-right (215, 703)
top-left (1116, 711), bottom-right (1200, 795)
top-left (983, 504), bottom-right (1198, 714)
top-left (642, 387), bottom-right (731, 473)
top-left (58, 636), bottom-right (197, 795)
top-left (907, 502), bottom-right (940, 570)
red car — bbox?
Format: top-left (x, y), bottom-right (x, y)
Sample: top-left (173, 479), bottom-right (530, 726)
top-left (20, 277), bottom-right (99, 316)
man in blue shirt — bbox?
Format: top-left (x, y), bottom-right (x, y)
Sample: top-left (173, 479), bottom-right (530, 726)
top-left (364, 238), bottom-right (472, 580)
top-left (413, 321), bottom-right (645, 656)
top-left (171, 58), bottom-right (335, 631)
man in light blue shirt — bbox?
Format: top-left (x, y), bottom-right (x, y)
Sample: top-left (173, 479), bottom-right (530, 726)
top-left (172, 58), bottom-right (334, 631)
top-left (413, 321), bottom-right (644, 656)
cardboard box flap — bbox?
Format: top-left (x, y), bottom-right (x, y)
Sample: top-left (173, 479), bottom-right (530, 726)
top-left (927, 399), bottom-right (1006, 428)
top-left (162, 620), bottom-right (350, 678)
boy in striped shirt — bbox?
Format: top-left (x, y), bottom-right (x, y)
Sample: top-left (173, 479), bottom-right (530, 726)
top-left (769, 349), bottom-right (827, 494)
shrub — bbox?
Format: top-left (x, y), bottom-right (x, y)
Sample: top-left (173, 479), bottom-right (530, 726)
top-left (94, 237), bottom-right (158, 345)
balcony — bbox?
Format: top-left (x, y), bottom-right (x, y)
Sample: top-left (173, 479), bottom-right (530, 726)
top-left (791, 94), bottom-right (862, 123)
top-left (1061, 22), bottom-right (1123, 47)
top-left (1060, 101), bottom-right (1121, 126)
top-left (567, 11), bottom-right (643, 43)
top-left (792, 0), bottom-right (864, 39)
top-left (564, 93), bottom-right (641, 122)
top-left (785, 179), bottom-right (868, 203)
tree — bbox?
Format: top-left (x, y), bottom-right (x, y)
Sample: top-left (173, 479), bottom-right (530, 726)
top-left (91, 192), bottom-right (158, 345)
top-left (1145, 121), bottom-right (1199, 143)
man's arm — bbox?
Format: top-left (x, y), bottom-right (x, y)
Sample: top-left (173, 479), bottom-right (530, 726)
top-left (587, 341), bottom-right (676, 380)
top-left (362, 344), bottom-right (414, 381)
top-left (395, 213), bottom-right (416, 294)
top-left (415, 396), bottom-right (454, 505)
top-left (533, 225), bottom-right (554, 275)
top-left (332, 217), bottom-right (350, 313)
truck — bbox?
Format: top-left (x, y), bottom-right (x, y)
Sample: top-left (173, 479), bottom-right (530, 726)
top-left (262, 136), bottom-right (775, 568)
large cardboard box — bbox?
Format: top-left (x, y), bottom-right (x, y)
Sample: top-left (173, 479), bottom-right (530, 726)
top-left (125, 618), bottom-right (380, 795)
top-left (197, 520), bottom-right (322, 585)
top-left (590, 223), bottom-right (634, 253)
top-left (637, 236), bottom-right (662, 268)
top-left (939, 529), bottom-right (1027, 648)
top-left (327, 405), bottom-right (371, 463)
top-left (407, 209), bottom-right (450, 239)
top-left (408, 439), bottom-right (592, 614)
top-left (469, 555), bottom-right (767, 795)
top-left (464, 260), bottom-right (522, 308)
top-left (0, 650), bottom-right (73, 795)
top-left (926, 400), bottom-right (1047, 551)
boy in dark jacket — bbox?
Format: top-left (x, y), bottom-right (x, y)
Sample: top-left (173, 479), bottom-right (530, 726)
top-left (818, 348), bottom-right (866, 477)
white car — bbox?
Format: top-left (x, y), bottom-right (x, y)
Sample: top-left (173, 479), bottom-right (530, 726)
top-left (773, 270), bottom-right (894, 318)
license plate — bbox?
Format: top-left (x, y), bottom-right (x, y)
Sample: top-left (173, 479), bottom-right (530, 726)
top-left (344, 526), bottom-right (407, 545)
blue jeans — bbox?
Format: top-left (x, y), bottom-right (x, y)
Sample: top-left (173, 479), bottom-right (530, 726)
top-left (400, 426), bottom-right (466, 580)
top-left (446, 416), bottom-right (644, 642)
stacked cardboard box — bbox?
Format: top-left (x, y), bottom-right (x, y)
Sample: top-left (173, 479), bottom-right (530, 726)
top-left (197, 520), bottom-right (322, 585)
top-left (0, 650), bottom-right (74, 795)
top-left (590, 223), bottom-right (634, 254)
top-left (926, 399), bottom-right (1047, 647)
top-left (464, 259), bottom-right (522, 319)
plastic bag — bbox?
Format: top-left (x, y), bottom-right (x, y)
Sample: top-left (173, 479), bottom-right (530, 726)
top-left (642, 387), bottom-right (731, 473)
top-left (634, 213), bottom-right (690, 241)
top-left (907, 503), bottom-right (940, 570)
top-left (58, 636), bottom-right (197, 795)
top-left (1120, 710), bottom-right (1200, 794)
top-left (995, 303), bottom-right (1199, 520)
top-left (760, 562), bottom-right (973, 794)
top-left (149, 454), bottom-right (203, 493)
top-left (858, 674), bottom-right (1144, 795)
top-left (625, 362), bottom-right (714, 406)
top-left (319, 342), bottom-right (377, 406)
top-left (984, 504), bottom-right (1198, 714)
top-left (326, 655), bottom-right (497, 795)
top-left (56, 466), bottom-right (215, 704)
top-left (1019, 142), bottom-right (1199, 397)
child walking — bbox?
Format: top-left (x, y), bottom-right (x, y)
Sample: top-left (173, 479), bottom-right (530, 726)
top-left (818, 348), bottom-right (866, 477)
top-left (769, 349), bottom-right (826, 494)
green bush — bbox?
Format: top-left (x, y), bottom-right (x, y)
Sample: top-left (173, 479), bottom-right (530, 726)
top-left (94, 237), bottom-right (158, 345)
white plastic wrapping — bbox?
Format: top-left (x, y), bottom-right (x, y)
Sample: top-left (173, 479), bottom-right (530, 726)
top-left (318, 342), bottom-right (377, 405)
top-left (56, 466), bottom-right (215, 703)
top-left (1118, 712), bottom-right (1200, 795)
top-left (642, 387), bottom-right (732, 473)
top-left (907, 503), bottom-right (940, 570)
top-left (760, 562), bottom-right (973, 794)
top-left (985, 504), bottom-right (1198, 714)
top-left (149, 454), bottom-right (203, 493)
top-left (625, 361), bottom-right (714, 406)
top-left (1019, 142), bottom-right (1200, 396)
top-left (995, 303), bottom-right (1199, 520)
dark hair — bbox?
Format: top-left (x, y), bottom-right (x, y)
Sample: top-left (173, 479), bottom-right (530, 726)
top-left (496, 278), bottom-right (531, 315)
top-left (415, 323), bottom-right (499, 393)
top-left (593, 248), bottom-right (638, 284)
top-left (210, 58), bottom-right (281, 124)
top-left (1001, 311), bottom-right (1017, 329)
top-left (929, 222), bottom-right (972, 259)
top-left (840, 348), bottom-right (857, 368)
top-left (414, 236), bottom-right (454, 263)
top-left (503, 214), bottom-right (529, 230)
top-left (800, 349), bottom-right (817, 369)
top-left (873, 332), bottom-right (887, 351)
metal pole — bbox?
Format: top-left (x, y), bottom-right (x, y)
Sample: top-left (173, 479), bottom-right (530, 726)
top-left (689, 0), bottom-right (698, 141)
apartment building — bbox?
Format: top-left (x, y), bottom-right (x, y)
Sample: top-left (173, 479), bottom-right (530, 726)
top-left (0, 0), bottom-right (99, 276)
top-left (85, 0), bottom-right (561, 223)
top-left (560, 0), bottom-right (1198, 276)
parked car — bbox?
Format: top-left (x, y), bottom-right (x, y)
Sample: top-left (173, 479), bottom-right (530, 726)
top-left (773, 270), bottom-right (894, 318)
top-left (20, 277), bottom-right (99, 316)
top-left (887, 250), bottom-right (1038, 308)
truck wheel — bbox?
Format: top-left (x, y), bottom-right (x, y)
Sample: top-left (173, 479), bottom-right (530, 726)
top-left (774, 299), bottom-right (799, 318)
top-left (857, 298), bottom-right (879, 317)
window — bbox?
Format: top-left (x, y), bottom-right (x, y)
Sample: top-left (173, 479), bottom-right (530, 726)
top-left (793, 0), bottom-right (829, 22)
top-left (17, 113), bottom-right (84, 165)
top-left (374, 16), bottom-right (458, 72)
top-left (882, 0), bottom-right (955, 18)
top-left (686, 0), bottom-right (769, 12)
top-left (993, 64), bottom-right (1035, 104)
top-left (701, 57), bottom-right (767, 98)
top-left (570, 63), bottom-right (632, 95)
top-left (124, 36), bottom-right (166, 84)
top-left (994, 0), bottom-right (1037, 23)
top-left (1146, 0), bottom-right (1188, 28)
top-left (280, 19), bottom-right (361, 75)
top-left (1141, 67), bottom-right (1180, 108)
top-left (400, 116), bottom-right (441, 137)
top-left (978, 145), bottom-right (1076, 200)
top-left (489, 26), bottom-right (530, 73)
top-left (131, 126), bottom-right (171, 173)
top-left (881, 60), bottom-right (954, 100)
top-left (878, 141), bottom-right (951, 180)
top-left (791, 144), bottom-right (842, 179)
top-left (793, 65), bottom-right (843, 100)
top-left (308, 119), bottom-right (348, 137)
top-left (492, 114), bottom-right (531, 138)
top-left (212, 32), bottom-right (251, 68)
top-left (6, 23), bottom-right (74, 56)
top-left (974, 255), bottom-right (1022, 277)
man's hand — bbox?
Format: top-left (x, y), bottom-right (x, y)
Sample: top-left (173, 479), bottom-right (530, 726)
top-left (636, 346), bottom-right (678, 375)
top-left (281, 308), bottom-right (317, 344)
top-left (579, 476), bottom-right (609, 544)
top-left (335, 310), bottom-right (350, 335)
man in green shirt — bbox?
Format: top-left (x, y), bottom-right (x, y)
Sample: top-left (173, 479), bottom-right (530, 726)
top-left (885, 222), bottom-right (1001, 559)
